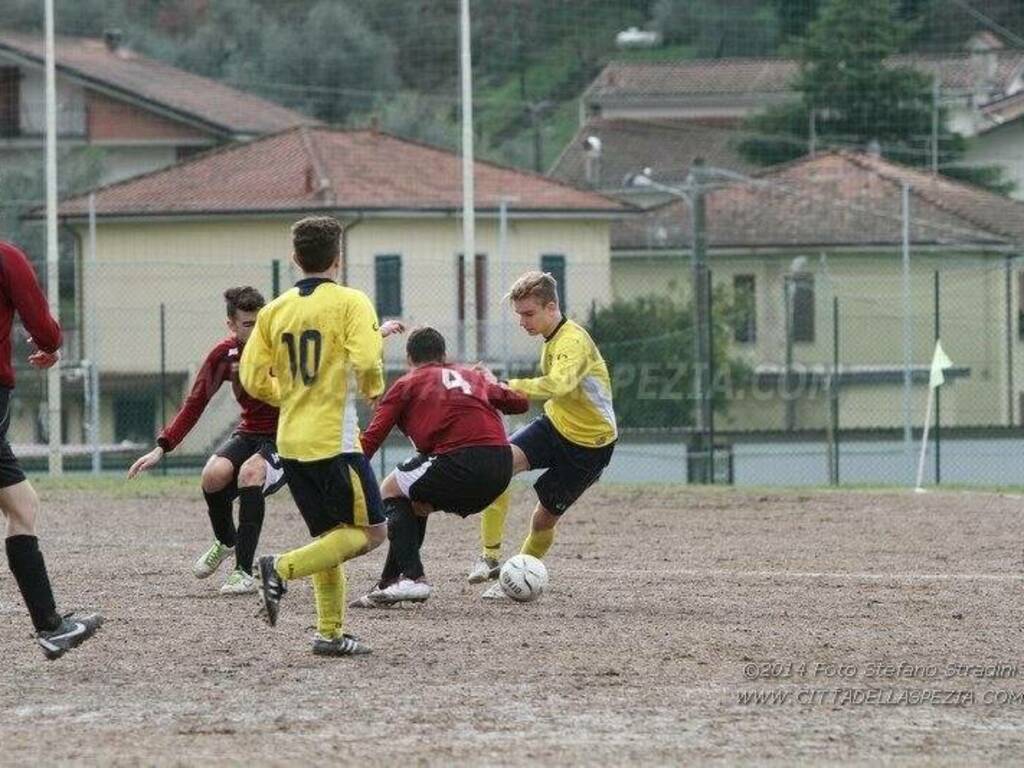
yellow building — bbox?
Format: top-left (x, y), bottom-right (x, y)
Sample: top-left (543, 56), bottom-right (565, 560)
top-left (36, 127), bottom-right (626, 454)
top-left (610, 151), bottom-right (1024, 432)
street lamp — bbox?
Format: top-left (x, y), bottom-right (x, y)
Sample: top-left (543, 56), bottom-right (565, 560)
top-left (629, 160), bottom-right (713, 482)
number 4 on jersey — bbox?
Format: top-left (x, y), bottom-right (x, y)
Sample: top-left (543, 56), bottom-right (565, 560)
top-left (442, 368), bottom-right (472, 395)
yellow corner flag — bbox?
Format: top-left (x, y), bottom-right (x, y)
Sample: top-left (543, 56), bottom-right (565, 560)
top-left (928, 340), bottom-right (954, 389)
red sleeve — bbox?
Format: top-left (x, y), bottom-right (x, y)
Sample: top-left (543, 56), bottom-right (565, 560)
top-left (157, 343), bottom-right (230, 451)
top-left (2, 243), bottom-right (61, 353)
top-left (359, 379), bottom-right (406, 460)
top-left (486, 382), bottom-right (529, 414)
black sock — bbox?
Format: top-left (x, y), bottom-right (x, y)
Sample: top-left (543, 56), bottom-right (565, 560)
top-left (6, 535), bottom-right (61, 632)
top-left (203, 487), bottom-right (236, 548)
top-left (385, 497), bottom-right (424, 581)
top-left (417, 514), bottom-right (428, 548)
top-left (379, 544), bottom-right (403, 586)
top-left (235, 486), bottom-right (265, 575)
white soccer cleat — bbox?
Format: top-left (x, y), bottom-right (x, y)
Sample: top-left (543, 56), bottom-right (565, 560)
top-left (380, 577), bottom-right (431, 604)
top-left (351, 578), bottom-right (431, 608)
top-left (480, 581), bottom-right (511, 601)
top-left (467, 555), bottom-right (501, 584)
top-left (220, 568), bottom-right (257, 595)
top-left (192, 541), bottom-right (234, 579)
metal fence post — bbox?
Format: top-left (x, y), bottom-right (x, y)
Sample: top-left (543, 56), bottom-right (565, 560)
top-left (934, 270), bottom-right (941, 485)
top-left (272, 259), bottom-right (281, 299)
top-left (160, 302), bottom-right (167, 477)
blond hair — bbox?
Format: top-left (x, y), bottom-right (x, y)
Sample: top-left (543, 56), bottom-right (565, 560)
top-left (506, 270), bottom-right (559, 306)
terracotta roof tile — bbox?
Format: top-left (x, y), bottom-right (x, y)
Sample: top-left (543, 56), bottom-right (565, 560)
top-left (0, 31), bottom-right (315, 135)
top-left (549, 118), bottom-right (758, 190)
top-left (614, 151), bottom-right (1024, 250)
top-left (57, 128), bottom-right (630, 217)
top-left (590, 51), bottom-right (1024, 103)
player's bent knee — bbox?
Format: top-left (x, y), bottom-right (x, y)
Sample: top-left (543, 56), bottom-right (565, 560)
top-left (201, 456), bottom-right (235, 492)
top-left (531, 504), bottom-right (559, 531)
top-left (237, 456), bottom-right (266, 488)
top-left (367, 523), bottom-right (387, 550)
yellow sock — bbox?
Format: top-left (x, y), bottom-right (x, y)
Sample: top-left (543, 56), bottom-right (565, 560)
top-left (275, 524), bottom-right (370, 581)
top-left (520, 527), bottom-right (555, 559)
top-left (480, 488), bottom-right (510, 559)
top-left (311, 564), bottom-right (347, 638)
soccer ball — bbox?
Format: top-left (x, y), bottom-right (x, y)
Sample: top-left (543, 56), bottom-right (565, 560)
top-left (499, 554), bottom-right (548, 602)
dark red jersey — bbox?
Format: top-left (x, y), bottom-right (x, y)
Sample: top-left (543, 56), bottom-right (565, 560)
top-left (0, 241), bottom-right (62, 388)
top-left (157, 336), bottom-right (278, 451)
top-left (360, 363), bottom-right (528, 459)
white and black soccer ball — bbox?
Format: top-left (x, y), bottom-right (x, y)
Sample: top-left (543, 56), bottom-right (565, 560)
top-left (499, 554), bottom-right (548, 602)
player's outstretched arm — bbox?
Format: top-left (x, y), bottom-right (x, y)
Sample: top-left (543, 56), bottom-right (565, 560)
top-left (127, 446), bottom-right (164, 479)
top-left (345, 293), bottom-right (385, 401)
top-left (508, 339), bottom-right (588, 400)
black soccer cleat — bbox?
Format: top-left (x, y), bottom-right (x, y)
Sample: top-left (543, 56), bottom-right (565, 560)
top-left (312, 632), bottom-right (372, 657)
top-left (256, 555), bottom-right (286, 627)
top-left (36, 612), bottom-right (104, 660)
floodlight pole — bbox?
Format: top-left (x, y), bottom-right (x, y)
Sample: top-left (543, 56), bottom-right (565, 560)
top-left (44, 0), bottom-right (62, 475)
top-left (690, 158), bottom-right (712, 483)
top-left (459, 0), bottom-right (477, 361)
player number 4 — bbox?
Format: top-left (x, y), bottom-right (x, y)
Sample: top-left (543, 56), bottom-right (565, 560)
top-left (442, 368), bottom-right (472, 395)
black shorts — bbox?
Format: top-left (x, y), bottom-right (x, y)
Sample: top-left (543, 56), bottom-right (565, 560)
top-left (394, 445), bottom-right (513, 518)
top-left (214, 432), bottom-right (287, 497)
top-left (282, 452), bottom-right (385, 537)
top-left (511, 416), bottom-right (615, 516)
top-left (0, 387), bottom-right (25, 489)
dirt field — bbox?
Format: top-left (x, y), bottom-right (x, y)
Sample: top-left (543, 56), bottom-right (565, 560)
top-left (3, 478), bottom-right (1024, 765)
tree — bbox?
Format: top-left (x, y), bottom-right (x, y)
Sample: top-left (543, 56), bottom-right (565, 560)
top-left (586, 291), bottom-right (749, 430)
top-left (739, 0), bottom-right (1012, 194)
top-left (653, 0), bottom-right (781, 57)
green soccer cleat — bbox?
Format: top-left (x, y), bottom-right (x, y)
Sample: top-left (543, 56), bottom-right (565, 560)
top-left (192, 540), bottom-right (234, 579)
top-left (220, 568), bottom-right (257, 595)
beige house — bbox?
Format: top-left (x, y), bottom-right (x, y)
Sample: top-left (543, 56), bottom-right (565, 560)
top-left (31, 127), bottom-right (626, 453)
top-left (612, 150), bottom-right (1024, 432)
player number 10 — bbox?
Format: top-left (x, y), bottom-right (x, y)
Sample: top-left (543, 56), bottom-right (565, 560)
top-left (282, 330), bottom-right (322, 385)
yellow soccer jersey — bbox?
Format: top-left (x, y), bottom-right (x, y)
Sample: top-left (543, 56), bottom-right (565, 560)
top-left (240, 277), bottom-right (384, 461)
top-left (508, 318), bottom-right (617, 448)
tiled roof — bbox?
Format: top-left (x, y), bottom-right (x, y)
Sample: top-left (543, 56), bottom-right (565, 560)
top-left (549, 118), bottom-right (758, 190)
top-left (589, 51), bottom-right (1024, 102)
top-left (0, 31), bottom-right (315, 135)
top-left (614, 150), bottom-right (1024, 250)
top-left (56, 127), bottom-right (629, 218)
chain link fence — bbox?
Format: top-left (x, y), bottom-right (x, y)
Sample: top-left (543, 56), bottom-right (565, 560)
top-left (8, 1), bottom-right (1024, 487)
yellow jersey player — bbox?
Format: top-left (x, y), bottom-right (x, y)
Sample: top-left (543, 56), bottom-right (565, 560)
top-left (472, 270), bottom-right (617, 599)
top-left (240, 216), bottom-right (388, 657)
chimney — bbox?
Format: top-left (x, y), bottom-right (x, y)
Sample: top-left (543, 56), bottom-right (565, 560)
top-left (103, 28), bottom-right (123, 53)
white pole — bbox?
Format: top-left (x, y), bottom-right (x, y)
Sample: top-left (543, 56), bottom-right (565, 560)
top-left (459, 0), bottom-right (476, 361)
top-left (498, 198), bottom-right (509, 375)
top-left (88, 194), bottom-right (100, 474)
top-left (901, 182), bottom-right (913, 482)
top-left (44, 0), bottom-right (62, 475)
top-left (914, 385), bottom-right (935, 491)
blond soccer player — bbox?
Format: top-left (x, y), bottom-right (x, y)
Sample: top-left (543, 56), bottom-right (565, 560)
top-left (471, 271), bottom-right (617, 598)
top-left (240, 216), bottom-right (387, 656)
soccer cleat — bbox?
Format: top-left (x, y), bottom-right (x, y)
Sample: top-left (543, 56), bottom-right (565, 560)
top-left (380, 577), bottom-right (431, 604)
top-left (256, 555), bottom-right (287, 626)
top-left (192, 541), bottom-right (234, 579)
top-left (467, 555), bottom-right (501, 584)
top-left (220, 568), bottom-right (257, 595)
top-left (312, 632), bottom-right (372, 656)
top-left (36, 612), bottom-right (104, 660)
top-left (481, 581), bottom-right (511, 601)
top-left (348, 584), bottom-right (393, 609)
